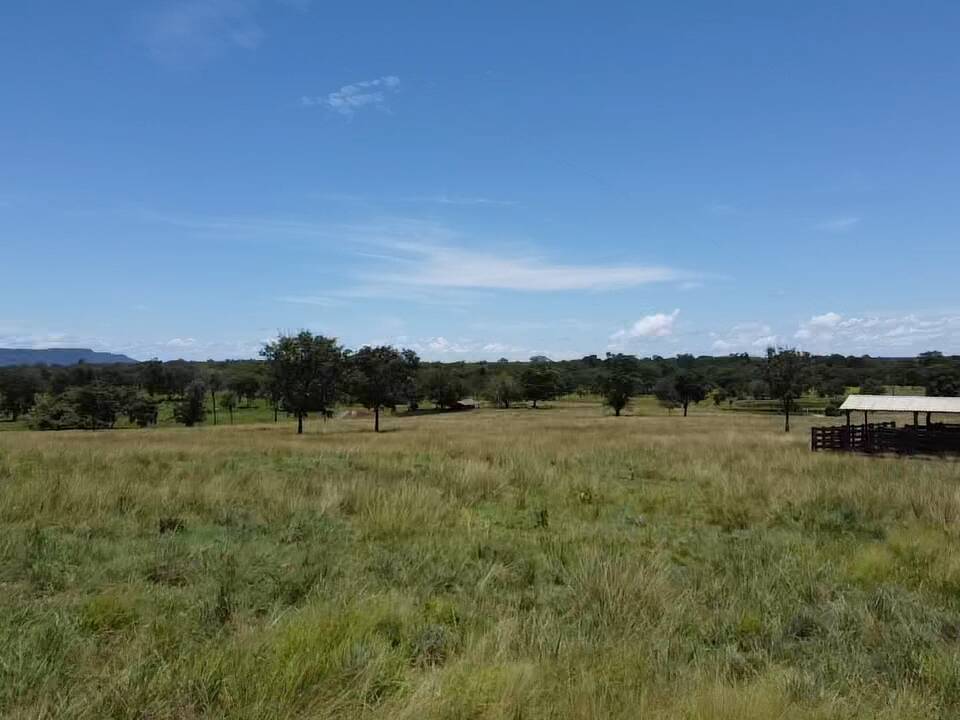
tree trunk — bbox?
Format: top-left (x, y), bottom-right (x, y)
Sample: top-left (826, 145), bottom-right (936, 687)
top-left (615, 407), bottom-right (621, 417)
top-left (274, 403), bottom-right (278, 423)
top-left (374, 406), bottom-right (380, 432)
top-left (683, 401), bottom-right (689, 417)
top-left (784, 402), bottom-right (791, 433)
top-left (211, 390), bottom-right (217, 425)
top-left (297, 413), bottom-right (303, 434)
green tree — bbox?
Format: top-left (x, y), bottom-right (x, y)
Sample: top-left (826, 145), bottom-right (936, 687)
top-left (227, 371), bottom-right (261, 406)
top-left (674, 372), bottom-right (707, 417)
top-left (139, 359), bottom-right (166, 396)
top-left (487, 373), bottom-right (522, 409)
top-left (126, 394), bottom-right (159, 427)
top-left (424, 368), bottom-right (464, 409)
top-left (221, 390), bottom-right (237, 424)
top-left (764, 346), bottom-right (810, 432)
top-left (0, 367), bottom-right (42, 421)
top-left (653, 377), bottom-right (680, 413)
top-left (349, 345), bottom-right (418, 432)
top-left (66, 382), bottom-right (122, 429)
top-left (860, 377), bottom-right (885, 395)
top-left (520, 365), bottom-right (560, 408)
top-left (599, 370), bottom-right (635, 417)
top-left (207, 371), bottom-right (223, 425)
top-left (27, 393), bottom-right (81, 430)
top-left (173, 380), bottom-right (207, 427)
top-left (925, 369), bottom-right (960, 397)
top-left (261, 331), bottom-right (343, 434)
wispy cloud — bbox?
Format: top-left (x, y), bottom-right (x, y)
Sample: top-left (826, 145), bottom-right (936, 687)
top-left (302, 76), bottom-right (401, 117)
top-left (134, 210), bottom-right (691, 296)
top-left (815, 216), bottom-right (860, 232)
top-left (710, 322), bottom-right (779, 353)
top-left (794, 311), bottom-right (960, 352)
top-left (414, 195), bottom-right (518, 207)
top-left (141, 0), bottom-right (264, 65)
top-left (277, 295), bottom-right (343, 307)
top-left (367, 244), bottom-right (685, 293)
top-left (706, 203), bottom-right (741, 216)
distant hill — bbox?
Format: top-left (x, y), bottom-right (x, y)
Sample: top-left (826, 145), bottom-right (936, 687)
top-left (0, 348), bottom-right (137, 367)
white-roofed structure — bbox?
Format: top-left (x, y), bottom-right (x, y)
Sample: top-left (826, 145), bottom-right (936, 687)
top-left (813, 394), bottom-right (960, 455)
top-left (839, 395), bottom-right (960, 414)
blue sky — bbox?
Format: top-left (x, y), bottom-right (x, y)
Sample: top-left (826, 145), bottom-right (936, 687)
top-left (3, 1), bottom-right (960, 360)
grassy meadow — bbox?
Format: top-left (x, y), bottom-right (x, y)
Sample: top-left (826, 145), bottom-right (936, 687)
top-left (3, 401), bottom-right (960, 718)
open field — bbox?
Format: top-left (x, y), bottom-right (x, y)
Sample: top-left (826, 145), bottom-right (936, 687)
top-left (3, 404), bottom-right (960, 719)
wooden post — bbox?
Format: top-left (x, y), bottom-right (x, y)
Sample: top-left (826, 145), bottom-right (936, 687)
top-left (844, 410), bottom-right (851, 450)
top-left (913, 411), bottom-right (919, 428)
top-left (926, 412), bottom-right (932, 426)
top-left (864, 411), bottom-right (870, 452)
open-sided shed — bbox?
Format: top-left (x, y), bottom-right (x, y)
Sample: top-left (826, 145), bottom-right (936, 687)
top-left (812, 395), bottom-right (960, 455)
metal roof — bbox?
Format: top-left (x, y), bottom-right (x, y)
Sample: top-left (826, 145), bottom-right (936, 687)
top-left (839, 395), bottom-right (960, 414)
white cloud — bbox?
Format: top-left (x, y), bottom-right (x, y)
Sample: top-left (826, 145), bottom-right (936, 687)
top-left (166, 337), bottom-right (197, 348)
top-left (794, 311), bottom-right (960, 352)
top-left (369, 243), bottom-right (684, 293)
top-left (707, 203), bottom-right (740, 216)
top-left (140, 212), bottom-right (689, 295)
top-left (795, 311), bottom-right (843, 338)
top-left (710, 322), bottom-right (778, 353)
top-left (816, 216), bottom-right (860, 232)
top-left (417, 195), bottom-right (517, 207)
top-left (0, 331), bottom-right (72, 348)
top-left (142, 0), bottom-right (264, 65)
top-left (302, 76), bottom-right (401, 117)
top-left (610, 310), bottom-right (680, 343)
top-left (277, 295), bottom-right (342, 307)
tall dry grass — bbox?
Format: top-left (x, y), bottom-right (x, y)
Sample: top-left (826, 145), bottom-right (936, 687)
top-left (2, 404), bottom-right (960, 718)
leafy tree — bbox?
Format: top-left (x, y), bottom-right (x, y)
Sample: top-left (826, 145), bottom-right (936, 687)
top-left (653, 377), bottom-right (681, 412)
top-left (261, 331), bottom-right (343, 434)
top-left (163, 363), bottom-right (196, 398)
top-left (860, 377), bottom-right (886, 395)
top-left (487, 373), bottom-right (523, 408)
top-left (66, 382), bottom-right (122, 429)
top-left (221, 390), bottom-right (237, 424)
top-left (0, 367), bottom-right (42, 421)
top-left (816, 377), bottom-right (847, 399)
top-left (126, 394), bottom-right (159, 427)
top-left (207, 371), bottom-right (223, 425)
top-left (764, 346), bottom-right (810, 432)
top-left (227, 371), bottom-right (261, 406)
top-left (424, 368), bottom-right (464, 409)
top-left (599, 370), bottom-right (635, 416)
top-left (674, 372), bottom-right (707, 417)
top-left (400, 349), bottom-right (422, 410)
top-left (173, 380), bottom-right (207, 427)
top-left (520, 365), bottom-right (560, 408)
top-left (139, 359), bottom-right (166, 396)
top-left (748, 379), bottom-right (770, 400)
top-left (925, 369), bottom-right (960, 397)
top-left (349, 345), bottom-right (417, 432)
top-left (27, 393), bottom-right (81, 430)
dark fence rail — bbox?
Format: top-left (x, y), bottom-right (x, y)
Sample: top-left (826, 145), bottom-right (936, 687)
top-left (811, 422), bottom-right (895, 452)
top-left (812, 422), bottom-right (960, 456)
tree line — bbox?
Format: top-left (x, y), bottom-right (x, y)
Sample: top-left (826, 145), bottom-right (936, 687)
top-left (1, 335), bottom-right (958, 433)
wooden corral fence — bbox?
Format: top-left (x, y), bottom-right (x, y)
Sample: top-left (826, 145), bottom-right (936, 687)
top-left (811, 422), bottom-right (895, 452)
top-left (812, 422), bottom-right (960, 455)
